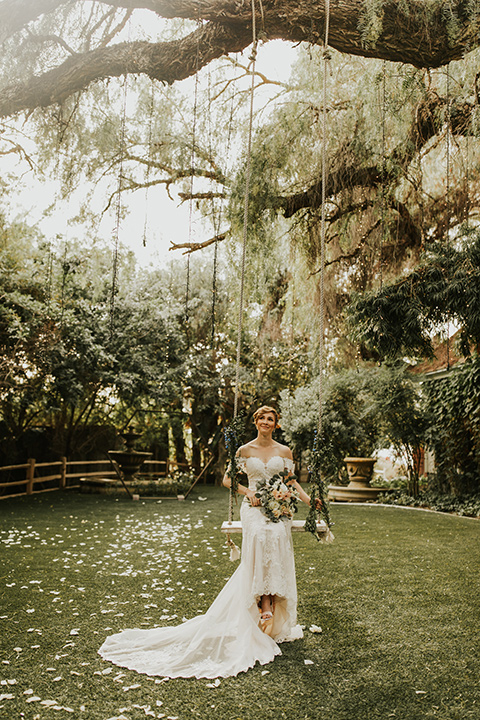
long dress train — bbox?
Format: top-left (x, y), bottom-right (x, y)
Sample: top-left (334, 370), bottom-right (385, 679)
top-left (98, 455), bottom-right (302, 678)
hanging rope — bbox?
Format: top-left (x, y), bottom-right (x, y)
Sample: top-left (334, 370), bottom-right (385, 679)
top-left (305, 0), bottom-right (334, 540)
top-left (110, 71), bottom-right (128, 339)
top-left (223, 0), bottom-right (258, 559)
top-left (446, 64), bottom-right (451, 371)
top-left (184, 16), bottom-right (202, 347)
top-left (380, 59), bottom-right (387, 291)
top-left (233, 0), bottom-right (258, 420)
top-left (142, 79), bottom-right (155, 248)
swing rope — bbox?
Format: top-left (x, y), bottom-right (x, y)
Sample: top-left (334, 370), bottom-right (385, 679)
top-left (224, 0), bottom-right (333, 547)
top-left (223, 0), bottom-right (258, 558)
top-left (305, 0), bottom-right (334, 540)
top-left (185, 15), bottom-right (202, 347)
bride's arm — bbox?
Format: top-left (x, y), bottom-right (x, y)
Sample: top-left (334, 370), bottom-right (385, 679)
top-left (222, 461), bottom-right (261, 506)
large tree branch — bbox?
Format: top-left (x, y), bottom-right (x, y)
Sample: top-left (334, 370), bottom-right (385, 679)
top-left (0, 24), bottom-right (251, 118)
top-left (280, 89), bottom-right (473, 218)
top-left (1, 1), bottom-right (480, 119)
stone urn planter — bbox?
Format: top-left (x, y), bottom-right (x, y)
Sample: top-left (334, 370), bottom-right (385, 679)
top-left (328, 456), bottom-right (383, 502)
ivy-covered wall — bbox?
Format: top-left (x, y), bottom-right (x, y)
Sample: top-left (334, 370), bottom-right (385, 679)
top-left (424, 356), bottom-right (480, 495)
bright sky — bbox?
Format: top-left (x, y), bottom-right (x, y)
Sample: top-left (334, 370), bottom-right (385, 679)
top-left (4, 33), bottom-right (298, 269)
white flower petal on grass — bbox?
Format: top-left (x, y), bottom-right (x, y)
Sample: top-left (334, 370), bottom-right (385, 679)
top-left (70, 629), bottom-right (79, 635)
top-left (101, 668), bottom-right (113, 674)
top-left (261, 670), bottom-right (270, 675)
top-left (13, 647), bottom-right (22, 652)
top-left (40, 700), bottom-right (59, 706)
top-left (53, 677), bottom-right (62, 682)
top-left (304, 659), bottom-right (314, 665)
top-left (123, 684), bottom-right (141, 691)
top-left (26, 608), bottom-right (35, 613)
top-left (24, 689), bottom-right (34, 695)
top-left (105, 716), bottom-right (129, 720)
top-left (205, 678), bottom-right (221, 688)
top-left (26, 696), bottom-right (42, 703)
top-left (0, 694), bottom-right (15, 701)
top-left (309, 624), bottom-right (323, 633)
top-left (415, 690), bottom-right (427, 695)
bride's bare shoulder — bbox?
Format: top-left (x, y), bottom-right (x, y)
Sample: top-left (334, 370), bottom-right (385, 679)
top-left (274, 441), bottom-right (293, 459)
top-left (236, 441), bottom-right (255, 457)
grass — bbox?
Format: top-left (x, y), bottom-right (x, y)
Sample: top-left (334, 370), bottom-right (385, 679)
top-left (0, 487), bottom-right (479, 720)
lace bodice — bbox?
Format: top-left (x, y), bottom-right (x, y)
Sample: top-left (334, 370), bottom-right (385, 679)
top-left (237, 455), bottom-right (294, 491)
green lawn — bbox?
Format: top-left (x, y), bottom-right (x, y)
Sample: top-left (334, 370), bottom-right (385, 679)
top-left (1, 487), bottom-right (479, 720)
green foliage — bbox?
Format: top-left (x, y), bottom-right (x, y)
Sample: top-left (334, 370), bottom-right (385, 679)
top-left (347, 229), bottom-right (480, 361)
top-left (280, 368), bottom-right (384, 482)
top-left (424, 355), bottom-right (480, 494)
top-left (281, 364), bottom-right (426, 490)
top-left (378, 489), bottom-right (480, 517)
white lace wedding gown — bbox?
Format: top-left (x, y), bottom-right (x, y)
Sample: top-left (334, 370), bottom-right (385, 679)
top-left (98, 455), bottom-right (303, 678)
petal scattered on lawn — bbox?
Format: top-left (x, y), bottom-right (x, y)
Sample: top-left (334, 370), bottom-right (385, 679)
top-left (309, 624), bottom-right (323, 633)
top-left (26, 696), bottom-right (42, 703)
top-left (205, 678), bottom-right (221, 688)
top-left (304, 659), bottom-right (314, 665)
top-left (0, 694), bottom-right (15, 701)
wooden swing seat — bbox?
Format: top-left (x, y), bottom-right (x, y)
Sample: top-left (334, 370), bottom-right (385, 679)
top-left (221, 519), bottom-right (328, 535)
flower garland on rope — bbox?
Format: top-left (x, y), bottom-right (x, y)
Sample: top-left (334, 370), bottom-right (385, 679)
top-left (223, 414), bottom-right (246, 560)
top-left (304, 431), bottom-right (334, 542)
top-left (223, 414), bottom-right (246, 496)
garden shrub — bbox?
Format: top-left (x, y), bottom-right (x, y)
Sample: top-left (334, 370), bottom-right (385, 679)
top-left (424, 355), bottom-right (480, 495)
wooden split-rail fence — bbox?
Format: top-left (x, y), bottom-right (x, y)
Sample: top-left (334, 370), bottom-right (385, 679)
top-left (0, 458), bottom-right (189, 500)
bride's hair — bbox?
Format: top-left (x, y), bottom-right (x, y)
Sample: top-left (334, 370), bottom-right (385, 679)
top-left (253, 405), bottom-right (280, 428)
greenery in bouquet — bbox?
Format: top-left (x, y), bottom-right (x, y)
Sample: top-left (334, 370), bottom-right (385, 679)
top-left (254, 470), bottom-right (300, 523)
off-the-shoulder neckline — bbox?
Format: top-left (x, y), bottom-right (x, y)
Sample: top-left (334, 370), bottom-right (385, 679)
top-left (238, 455), bottom-right (292, 466)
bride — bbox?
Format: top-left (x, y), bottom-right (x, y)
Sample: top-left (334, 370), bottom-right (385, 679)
top-left (99, 405), bottom-right (319, 679)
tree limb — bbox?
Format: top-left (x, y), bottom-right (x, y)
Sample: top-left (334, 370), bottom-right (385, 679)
top-left (169, 231), bottom-right (227, 253)
top-left (1, 1), bottom-right (480, 119)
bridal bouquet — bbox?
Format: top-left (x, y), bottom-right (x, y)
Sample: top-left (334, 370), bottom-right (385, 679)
top-left (255, 470), bottom-right (300, 523)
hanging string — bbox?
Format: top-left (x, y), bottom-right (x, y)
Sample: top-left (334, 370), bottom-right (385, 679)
top-left (446, 64), bottom-right (451, 371)
top-left (305, 0), bottom-right (334, 541)
top-left (110, 21), bottom-right (130, 339)
top-left (185, 16), bottom-right (202, 346)
top-left (317, 0), bottom-right (330, 438)
top-left (224, 0), bottom-right (258, 559)
top-left (233, 0), bottom-right (258, 419)
top-left (142, 79), bottom-right (155, 248)
top-left (380, 59), bottom-right (387, 291)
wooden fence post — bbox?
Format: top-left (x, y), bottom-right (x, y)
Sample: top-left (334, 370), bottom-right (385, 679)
top-left (60, 456), bottom-right (67, 489)
top-left (26, 458), bottom-right (35, 494)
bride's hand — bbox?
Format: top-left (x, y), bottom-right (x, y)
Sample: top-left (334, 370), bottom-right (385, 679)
top-left (246, 488), bottom-right (261, 506)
